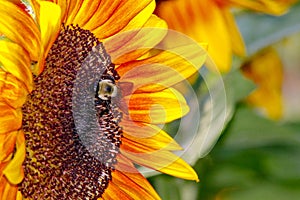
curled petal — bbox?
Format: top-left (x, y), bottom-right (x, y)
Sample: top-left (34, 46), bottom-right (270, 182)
top-left (2, 130), bottom-right (25, 185)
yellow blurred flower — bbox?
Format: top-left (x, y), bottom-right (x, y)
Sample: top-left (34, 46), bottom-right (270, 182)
top-left (242, 48), bottom-right (283, 120)
top-left (156, 0), bottom-right (295, 72)
top-left (0, 0), bottom-right (206, 199)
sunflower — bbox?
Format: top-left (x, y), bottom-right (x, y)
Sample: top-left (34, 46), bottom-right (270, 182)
top-left (155, 0), bottom-right (296, 72)
top-left (0, 0), bottom-right (206, 199)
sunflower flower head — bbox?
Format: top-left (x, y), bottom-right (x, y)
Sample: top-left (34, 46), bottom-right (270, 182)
top-left (0, 0), bottom-right (206, 199)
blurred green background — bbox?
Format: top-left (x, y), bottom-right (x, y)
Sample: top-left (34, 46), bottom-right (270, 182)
top-left (148, 2), bottom-right (300, 200)
top-left (149, 104), bottom-right (300, 200)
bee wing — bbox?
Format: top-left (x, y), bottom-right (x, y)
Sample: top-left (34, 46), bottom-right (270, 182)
top-left (117, 81), bottom-right (134, 97)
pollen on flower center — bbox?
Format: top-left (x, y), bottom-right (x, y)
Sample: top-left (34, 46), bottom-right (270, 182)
top-left (19, 24), bottom-right (123, 200)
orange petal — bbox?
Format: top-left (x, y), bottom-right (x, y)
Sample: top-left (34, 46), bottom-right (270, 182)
top-left (0, 176), bottom-right (18, 200)
top-left (0, 40), bottom-right (33, 92)
top-left (125, 88), bottom-right (189, 124)
top-left (87, 0), bottom-right (154, 39)
top-left (120, 139), bottom-right (199, 181)
top-left (0, 71), bottom-right (28, 109)
top-left (111, 170), bottom-right (161, 200)
top-left (0, 0), bottom-right (41, 62)
top-left (3, 130), bottom-right (25, 185)
top-left (104, 14), bottom-right (167, 64)
top-left (103, 154), bottom-right (161, 200)
top-left (117, 46), bottom-right (206, 93)
top-left (0, 103), bottom-right (22, 135)
top-left (102, 181), bottom-right (133, 200)
top-left (156, 0), bottom-right (232, 72)
top-left (114, 0), bottom-right (156, 33)
top-left (121, 120), bottom-right (182, 151)
top-left (66, 0), bottom-right (101, 27)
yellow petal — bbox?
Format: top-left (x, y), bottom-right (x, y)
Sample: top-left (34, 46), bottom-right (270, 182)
top-left (105, 15), bottom-right (167, 64)
top-left (0, 103), bottom-right (22, 134)
top-left (3, 130), bottom-right (25, 185)
top-left (117, 45), bottom-right (206, 92)
top-left (121, 120), bottom-right (182, 151)
top-left (0, 0), bottom-right (41, 62)
top-left (0, 40), bottom-right (33, 92)
top-left (125, 88), bottom-right (189, 124)
top-left (242, 48), bottom-right (283, 120)
top-left (121, 139), bottom-right (199, 181)
top-left (156, 0), bottom-right (232, 72)
top-left (16, 191), bottom-right (22, 200)
top-left (47, 0), bottom-right (67, 21)
top-left (36, 1), bottom-right (61, 75)
top-left (0, 71), bottom-right (28, 109)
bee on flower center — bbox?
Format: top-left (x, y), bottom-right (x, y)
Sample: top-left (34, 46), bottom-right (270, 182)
top-left (97, 79), bottom-right (118, 100)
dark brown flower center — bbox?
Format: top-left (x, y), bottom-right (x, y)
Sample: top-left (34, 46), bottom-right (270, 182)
top-left (20, 24), bottom-right (123, 200)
